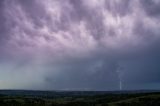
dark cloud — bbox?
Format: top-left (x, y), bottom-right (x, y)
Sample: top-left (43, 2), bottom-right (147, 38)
top-left (104, 0), bottom-right (132, 16)
top-left (141, 0), bottom-right (160, 17)
top-left (43, 57), bottom-right (120, 90)
top-left (0, 0), bottom-right (160, 90)
top-left (0, 0), bottom-right (7, 43)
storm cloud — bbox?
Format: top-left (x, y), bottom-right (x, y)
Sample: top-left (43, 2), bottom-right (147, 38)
top-left (0, 0), bottom-right (160, 90)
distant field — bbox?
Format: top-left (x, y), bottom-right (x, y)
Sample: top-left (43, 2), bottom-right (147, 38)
top-left (0, 90), bottom-right (160, 106)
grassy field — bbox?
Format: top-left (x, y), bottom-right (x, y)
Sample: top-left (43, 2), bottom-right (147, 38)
top-left (0, 90), bottom-right (160, 106)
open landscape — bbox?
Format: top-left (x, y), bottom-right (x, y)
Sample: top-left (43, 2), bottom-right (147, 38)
top-left (0, 90), bottom-right (160, 106)
top-left (0, 0), bottom-right (160, 106)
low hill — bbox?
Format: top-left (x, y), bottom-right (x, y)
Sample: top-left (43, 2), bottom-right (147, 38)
top-left (0, 90), bottom-right (160, 106)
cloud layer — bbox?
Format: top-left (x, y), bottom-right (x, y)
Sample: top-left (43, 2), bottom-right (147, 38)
top-left (0, 0), bottom-right (160, 90)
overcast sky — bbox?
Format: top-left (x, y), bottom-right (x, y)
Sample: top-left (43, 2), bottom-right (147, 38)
top-left (0, 0), bottom-right (160, 91)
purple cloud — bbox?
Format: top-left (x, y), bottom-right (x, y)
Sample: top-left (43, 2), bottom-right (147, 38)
top-left (0, 0), bottom-right (160, 90)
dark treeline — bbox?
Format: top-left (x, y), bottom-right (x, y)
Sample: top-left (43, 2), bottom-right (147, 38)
top-left (0, 92), bottom-right (160, 106)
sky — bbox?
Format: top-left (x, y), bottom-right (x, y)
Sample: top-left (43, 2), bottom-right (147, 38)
top-left (0, 0), bottom-right (160, 91)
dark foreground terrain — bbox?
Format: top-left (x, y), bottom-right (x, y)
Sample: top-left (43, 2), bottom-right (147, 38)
top-left (0, 90), bottom-right (160, 106)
